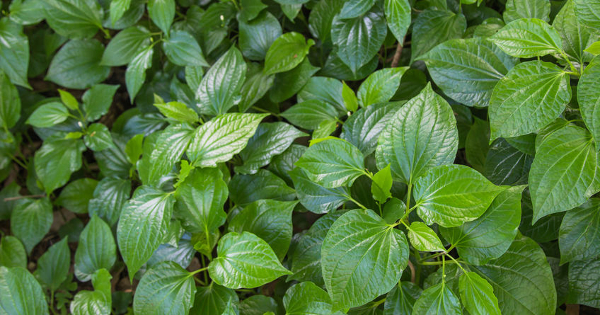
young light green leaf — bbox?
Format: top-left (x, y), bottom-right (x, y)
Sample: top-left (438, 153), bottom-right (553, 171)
top-left (187, 113), bottom-right (267, 167)
top-left (553, 0), bottom-right (599, 65)
top-left (412, 282), bottom-right (462, 315)
top-left (0, 266), bottom-right (49, 315)
top-left (263, 32), bottom-right (314, 75)
top-left (578, 56), bottom-right (600, 144)
top-left (384, 0), bottom-right (411, 42)
top-left (74, 215), bottom-right (116, 282)
top-left (34, 136), bottom-right (86, 194)
top-left (357, 67), bottom-right (407, 107)
top-left (0, 236), bottom-right (26, 268)
top-left (27, 102), bottom-right (69, 128)
top-left (290, 167), bottom-right (351, 214)
top-left (489, 61), bottom-right (571, 139)
top-left (559, 199), bottom-right (600, 264)
top-left (471, 236), bottom-right (557, 315)
top-left (148, 0), bottom-right (175, 35)
top-left (411, 9), bottom-right (466, 63)
top-left (229, 200), bottom-right (297, 260)
top-left (82, 84), bottom-right (119, 121)
top-left (371, 164), bottom-right (393, 204)
top-left (117, 186), bottom-right (175, 279)
top-left (100, 26), bottom-right (151, 66)
top-left (154, 101), bottom-right (199, 124)
top-left (144, 124), bottom-right (194, 185)
top-left (58, 89), bottom-right (78, 110)
top-left (35, 238), bottom-right (70, 292)
top-left (284, 281), bottom-right (333, 314)
top-left (208, 231), bottom-right (292, 289)
top-left (175, 167), bottom-right (228, 234)
top-left (236, 122), bottom-right (307, 174)
top-left (42, 0), bottom-right (103, 39)
top-left (295, 138), bottom-right (365, 188)
top-left (376, 84), bottom-right (458, 184)
top-left (162, 30), bottom-right (209, 67)
top-left (422, 38), bottom-right (518, 107)
top-left (133, 262), bottom-right (196, 315)
top-left (196, 47), bottom-right (247, 116)
top-left (408, 222), bottom-right (445, 252)
top-left (440, 186), bottom-right (525, 265)
top-left (125, 46), bottom-right (153, 102)
top-left (585, 41), bottom-right (600, 55)
top-left (84, 123), bottom-right (114, 151)
top-left (503, 0), bottom-right (550, 23)
top-left (46, 39), bottom-right (110, 89)
top-left (70, 269), bottom-right (112, 315)
top-left (281, 100), bottom-right (339, 130)
top-left (341, 81), bottom-right (358, 112)
top-left (529, 125), bottom-right (597, 223)
top-left (488, 18), bottom-right (563, 58)
top-left (413, 164), bottom-right (504, 227)
top-left (321, 209), bottom-right (409, 310)
top-left (458, 272), bottom-right (501, 315)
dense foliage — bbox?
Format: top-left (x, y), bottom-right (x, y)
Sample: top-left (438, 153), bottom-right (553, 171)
top-left (1, 0), bottom-right (600, 313)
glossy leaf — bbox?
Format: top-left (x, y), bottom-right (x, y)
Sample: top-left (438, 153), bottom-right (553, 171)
top-left (264, 32), bottom-right (314, 75)
top-left (34, 136), bottom-right (86, 194)
top-left (411, 9), bottom-right (466, 63)
top-left (408, 222), bottom-right (445, 252)
top-left (46, 39), bottom-right (110, 89)
top-left (458, 272), bottom-right (501, 315)
top-left (0, 266), bottom-right (49, 315)
top-left (357, 67), bottom-right (407, 107)
top-left (412, 282), bottom-right (461, 315)
top-left (74, 215), bottom-right (116, 282)
top-left (488, 18), bottom-right (563, 58)
top-left (578, 55), bottom-right (600, 143)
top-left (35, 238), bottom-right (70, 291)
top-left (559, 199), bottom-right (600, 263)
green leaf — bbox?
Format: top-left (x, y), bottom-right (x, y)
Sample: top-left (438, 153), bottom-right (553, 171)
top-left (471, 235), bottom-right (557, 315)
top-left (0, 236), bottom-right (26, 268)
top-left (567, 258), bottom-right (600, 308)
top-left (100, 26), bottom-right (151, 66)
top-left (163, 30), bottom-right (209, 67)
top-left (559, 199), bottom-right (600, 263)
top-left (0, 70), bottom-right (21, 128)
top-left (440, 186), bottom-right (525, 265)
top-left (0, 19), bottom-right (29, 88)
top-left (520, 189), bottom-right (564, 243)
top-left (57, 178), bottom-right (98, 214)
top-left (384, 0), bottom-right (411, 42)
top-left (196, 47), bottom-right (247, 116)
top-left (125, 46), bottom-right (153, 102)
top-left (296, 138), bottom-right (365, 188)
top-left (238, 0), bottom-right (267, 22)
top-left (191, 284), bottom-right (238, 314)
top-left (281, 100), bottom-right (339, 130)
top-left (484, 139), bottom-right (533, 186)
top-left (34, 136), bottom-right (86, 194)
top-left (229, 169), bottom-right (296, 206)
top-left (342, 81), bottom-right (358, 112)
top-left (338, 0), bottom-right (376, 19)
top-left (187, 113), bottom-right (267, 167)
top-left (408, 222), bottom-right (445, 252)
top-left (465, 117), bottom-right (490, 173)
top-left (145, 124), bottom-right (194, 185)
top-left (239, 11), bottom-right (282, 61)
top-left (297, 76), bottom-right (346, 112)
top-left (70, 269), bottom-right (112, 315)
top-left (27, 102), bottom-right (69, 128)
top-left (579, 56), bottom-right (600, 143)
top-left (89, 177), bottom-right (131, 226)
top-left (82, 84), bottom-right (119, 121)
top-left (133, 262), bottom-right (196, 315)
top-left (154, 102), bottom-right (198, 125)
top-left (413, 164), bottom-right (504, 227)
top-left (84, 123), bottom-right (114, 151)
top-left (412, 281), bottom-right (461, 315)
top-left (74, 215), bottom-right (116, 282)
top-left (10, 198), bottom-right (53, 254)
top-left (236, 122), bottom-right (307, 174)
top-left (284, 281), bottom-right (333, 314)
top-left (108, 0), bottom-right (131, 26)
top-left (422, 38), bottom-right (518, 107)
top-left (371, 164), bottom-right (393, 204)
top-left (489, 61), bottom-right (571, 139)
top-left (503, 0), bottom-right (550, 23)
top-left (383, 282), bottom-right (422, 315)
top-left (117, 186), bottom-right (175, 279)
top-left (411, 9), bottom-right (466, 63)
top-left (585, 41), bottom-right (600, 55)
top-left (239, 296), bottom-right (278, 315)
top-left (0, 266), bottom-right (49, 315)
top-left (46, 39), bottom-right (110, 89)
top-left (553, 0), bottom-right (599, 65)
top-left (321, 209), bottom-right (409, 310)
top-left (357, 67), bottom-right (407, 107)
top-left (229, 200), bottom-right (297, 260)
top-left (529, 125), bottom-right (597, 223)
top-left (9, 0), bottom-right (45, 25)
top-left (269, 58), bottom-right (320, 103)
top-left (331, 8), bottom-right (387, 74)
top-left (148, 0), bottom-right (175, 35)
top-left (308, 0), bottom-right (343, 43)
top-left (263, 32), bottom-right (314, 75)
top-left (35, 238), bottom-right (70, 292)
top-left (341, 102), bottom-right (402, 156)
top-left (41, 0), bottom-right (103, 39)
top-left (290, 167), bottom-right (351, 214)
top-left (575, 0), bottom-right (600, 31)
top-left (175, 167), bottom-right (228, 234)
top-left (376, 84), bottom-right (458, 184)
top-left (488, 18), bottom-right (563, 58)
top-left (208, 231), bottom-right (291, 289)
top-left (458, 272), bottom-right (501, 315)
top-left (58, 89), bottom-right (79, 110)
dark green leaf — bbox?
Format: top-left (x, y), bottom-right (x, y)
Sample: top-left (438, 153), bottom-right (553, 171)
top-left (84, 123), bottom-right (114, 151)
top-left (412, 281), bottom-right (461, 315)
top-left (42, 0), bottom-right (103, 39)
top-left (239, 11), bottom-right (282, 61)
top-left (89, 177), bottom-right (131, 226)
top-left (57, 178), bottom-right (98, 214)
top-left (281, 100), bottom-right (339, 130)
top-left (0, 19), bottom-right (29, 88)
top-left (229, 169), bottom-right (296, 206)
top-left (567, 257), bottom-right (600, 308)
top-left (191, 284), bottom-right (238, 314)
top-left (559, 199), bottom-right (600, 263)
top-left (263, 32), bottom-right (314, 75)
top-left (34, 136), bottom-right (86, 194)
top-left (0, 236), bottom-right (26, 268)
top-left (578, 55), bottom-right (600, 143)
top-left (74, 215), bottom-right (116, 282)
top-left (384, 0), bottom-right (411, 42)
top-left (163, 30), bottom-right (209, 67)
top-left (383, 282), bottom-right (422, 315)
top-left (35, 238), bottom-right (70, 291)
top-left (411, 9), bottom-right (466, 63)
top-left (0, 70), bottom-right (21, 128)
top-left (503, 0), bottom-right (550, 23)
top-left (148, 0), bottom-right (175, 35)
top-left (82, 84), bottom-right (119, 121)
top-left (284, 281), bottom-right (333, 314)
top-left (125, 46), bottom-right (153, 102)
top-left (46, 39), bottom-right (110, 89)
top-left (10, 198), bottom-right (53, 254)
top-left (290, 167), bottom-right (350, 214)
top-left (100, 26), bottom-right (151, 66)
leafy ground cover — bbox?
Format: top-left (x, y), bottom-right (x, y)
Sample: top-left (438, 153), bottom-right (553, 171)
top-left (1, 0), bottom-right (600, 314)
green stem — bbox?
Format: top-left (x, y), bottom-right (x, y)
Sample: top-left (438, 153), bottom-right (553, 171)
top-left (191, 267), bottom-right (209, 275)
top-left (346, 195), bottom-right (368, 210)
top-left (445, 254), bottom-right (467, 274)
top-left (560, 50), bottom-right (578, 74)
